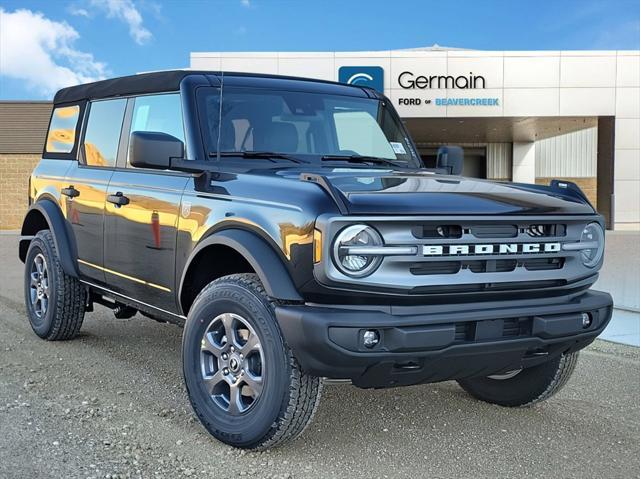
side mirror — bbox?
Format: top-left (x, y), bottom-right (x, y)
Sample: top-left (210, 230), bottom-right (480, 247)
top-left (129, 131), bottom-right (184, 170)
top-left (436, 146), bottom-right (464, 176)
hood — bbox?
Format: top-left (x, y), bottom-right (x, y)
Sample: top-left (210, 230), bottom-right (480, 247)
top-left (296, 169), bottom-right (595, 216)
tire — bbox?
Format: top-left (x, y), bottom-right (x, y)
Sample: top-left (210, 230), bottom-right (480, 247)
top-left (457, 352), bottom-right (579, 407)
top-left (182, 273), bottom-right (322, 450)
top-left (23, 230), bottom-right (86, 340)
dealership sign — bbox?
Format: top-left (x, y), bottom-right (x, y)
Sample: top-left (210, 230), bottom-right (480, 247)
top-left (338, 66), bottom-right (384, 92)
top-left (398, 71), bottom-right (486, 89)
top-left (339, 66), bottom-right (498, 107)
top-left (397, 69), bottom-right (498, 107)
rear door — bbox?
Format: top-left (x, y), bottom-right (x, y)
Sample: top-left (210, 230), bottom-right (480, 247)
top-left (64, 98), bottom-right (127, 285)
top-left (103, 93), bottom-right (188, 313)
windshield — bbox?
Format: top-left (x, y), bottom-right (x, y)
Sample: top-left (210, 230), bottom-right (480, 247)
top-left (197, 87), bottom-right (421, 168)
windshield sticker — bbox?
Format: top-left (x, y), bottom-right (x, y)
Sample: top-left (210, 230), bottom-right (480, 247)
top-left (356, 177), bottom-right (376, 185)
top-left (390, 142), bottom-right (407, 155)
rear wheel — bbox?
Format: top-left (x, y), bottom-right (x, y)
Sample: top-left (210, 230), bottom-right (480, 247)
top-left (23, 230), bottom-right (86, 340)
top-left (182, 273), bottom-right (322, 449)
top-left (457, 352), bottom-right (579, 407)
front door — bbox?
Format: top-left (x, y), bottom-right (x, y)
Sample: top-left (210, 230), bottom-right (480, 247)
top-left (103, 93), bottom-right (188, 313)
top-left (103, 170), bottom-right (188, 312)
top-left (66, 98), bottom-right (127, 285)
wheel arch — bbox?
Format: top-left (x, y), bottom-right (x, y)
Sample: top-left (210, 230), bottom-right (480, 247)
top-left (178, 229), bottom-right (303, 316)
top-left (19, 200), bottom-right (79, 278)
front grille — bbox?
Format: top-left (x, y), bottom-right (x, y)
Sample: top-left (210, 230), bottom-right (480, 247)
top-left (403, 220), bottom-right (574, 285)
top-left (471, 224), bottom-right (517, 238)
top-left (467, 259), bottom-right (518, 273)
top-left (410, 261), bottom-right (460, 275)
top-left (523, 257), bottom-right (565, 271)
top-left (410, 258), bottom-right (565, 276)
top-left (526, 224), bottom-right (567, 237)
top-left (322, 215), bottom-right (594, 295)
top-left (412, 224), bottom-right (462, 239)
top-left (411, 223), bottom-right (567, 240)
top-left (411, 259), bottom-right (521, 275)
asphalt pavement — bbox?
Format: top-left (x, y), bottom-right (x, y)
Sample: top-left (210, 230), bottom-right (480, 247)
top-left (0, 234), bottom-right (638, 479)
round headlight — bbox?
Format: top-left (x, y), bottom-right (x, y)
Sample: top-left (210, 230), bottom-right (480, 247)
top-left (580, 222), bottom-right (604, 268)
top-left (332, 224), bottom-right (383, 277)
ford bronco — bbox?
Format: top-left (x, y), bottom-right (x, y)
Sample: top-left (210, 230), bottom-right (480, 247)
top-left (19, 70), bottom-right (613, 449)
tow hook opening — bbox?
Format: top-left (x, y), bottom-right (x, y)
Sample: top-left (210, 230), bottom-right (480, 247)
top-left (394, 361), bottom-right (422, 371)
top-left (524, 348), bottom-right (549, 359)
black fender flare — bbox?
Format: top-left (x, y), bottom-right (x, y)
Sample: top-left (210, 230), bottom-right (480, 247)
top-left (19, 200), bottom-right (79, 278)
top-left (178, 229), bottom-right (303, 312)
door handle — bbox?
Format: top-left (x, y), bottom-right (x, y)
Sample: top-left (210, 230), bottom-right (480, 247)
top-left (107, 192), bottom-right (130, 207)
top-left (61, 186), bottom-right (80, 198)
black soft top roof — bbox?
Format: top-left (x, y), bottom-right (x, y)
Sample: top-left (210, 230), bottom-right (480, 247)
top-left (53, 69), bottom-right (375, 104)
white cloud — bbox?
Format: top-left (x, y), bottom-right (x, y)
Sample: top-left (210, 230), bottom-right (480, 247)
top-left (68, 6), bottom-right (90, 17)
top-left (240, 0), bottom-right (251, 7)
top-left (0, 8), bottom-right (107, 97)
top-left (90, 0), bottom-right (152, 45)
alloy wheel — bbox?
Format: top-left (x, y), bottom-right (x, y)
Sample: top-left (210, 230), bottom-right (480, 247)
top-left (200, 313), bottom-right (265, 415)
top-left (29, 253), bottom-right (50, 320)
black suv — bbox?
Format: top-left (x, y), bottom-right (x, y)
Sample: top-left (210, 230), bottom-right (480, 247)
top-left (20, 70), bottom-right (613, 449)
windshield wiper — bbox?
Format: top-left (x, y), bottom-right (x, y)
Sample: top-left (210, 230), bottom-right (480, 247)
top-left (211, 151), bottom-right (308, 164)
top-left (321, 154), bottom-right (404, 167)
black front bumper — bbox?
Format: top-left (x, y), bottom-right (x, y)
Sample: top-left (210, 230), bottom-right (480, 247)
top-left (275, 290), bottom-right (613, 388)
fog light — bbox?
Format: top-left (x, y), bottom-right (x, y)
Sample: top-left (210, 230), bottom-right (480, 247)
top-left (363, 330), bottom-right (380, 348)
top-left (581, 312), bottom-right (592, 329)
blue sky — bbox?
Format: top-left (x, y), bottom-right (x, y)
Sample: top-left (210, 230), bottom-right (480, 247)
top-left (1, 0), bottom-right (639, 100)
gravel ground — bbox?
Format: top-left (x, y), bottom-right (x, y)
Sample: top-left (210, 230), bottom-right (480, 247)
top-left (1, 234), bottom-right (639, 478)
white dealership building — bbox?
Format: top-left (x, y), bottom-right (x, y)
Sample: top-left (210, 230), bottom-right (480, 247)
top-left (190, 47), bottom-right (640, 230)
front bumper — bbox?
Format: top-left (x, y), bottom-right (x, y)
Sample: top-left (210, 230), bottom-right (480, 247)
top-left (275, 290), bottom-right (613, 388)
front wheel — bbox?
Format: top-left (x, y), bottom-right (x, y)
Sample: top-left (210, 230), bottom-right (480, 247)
top-left (457, 352), bottom-right (579, 407)
top-left (182, 273), bottom-right (322, 450)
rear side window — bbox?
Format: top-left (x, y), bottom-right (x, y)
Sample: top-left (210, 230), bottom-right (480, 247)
top-left (131, 94), bottom-right (184, 142)
top-left (83, 99), bottom-right (127, 167)
top-left (46, 105), bottom-right (80, 153)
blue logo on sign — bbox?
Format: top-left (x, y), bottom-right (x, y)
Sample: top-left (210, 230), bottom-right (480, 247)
top-left (338, 66), bottom-right (384, 92)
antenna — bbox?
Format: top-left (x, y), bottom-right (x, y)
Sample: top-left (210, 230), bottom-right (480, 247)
top-left (216, 71), bottom-right (224, 162)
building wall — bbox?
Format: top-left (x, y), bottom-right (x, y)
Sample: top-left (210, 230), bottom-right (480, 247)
top-left (614, 55), bottom-right (640, 229)
top-left (0, 102), bottom-right (51, 153)
top-left (0, 102), bottom-right (51, 230)
top-left (535, 127), bottom-right (598, 207)
top-left (535, 177), bottom-right (598, 208)
top-left (487, 143), bottom-right (512, 180)
top-left (536, 127), bottom-right (597, 178)
top-left (0, 154), bottom-right (40, 229)
top-left (192, 49), bottom-right (640, 229)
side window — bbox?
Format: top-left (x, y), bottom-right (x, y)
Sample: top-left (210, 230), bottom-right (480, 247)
top-left (83, 99), bottom-right (127, 167)
top-left (131, 93), bottom-right (184, 142)
top-left (46, 105), bottom-right (80, 153)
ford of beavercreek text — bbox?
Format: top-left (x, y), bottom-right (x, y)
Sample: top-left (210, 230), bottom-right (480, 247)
top-left (19, 70), bottom-right (613, 449)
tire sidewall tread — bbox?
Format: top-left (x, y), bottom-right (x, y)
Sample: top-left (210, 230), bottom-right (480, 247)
top-left (457, 352), bottom-right (580, 408)
top-left (182, 273), bottom-right (322, 450)
top-left (24, 230), bottom-right (86, 341)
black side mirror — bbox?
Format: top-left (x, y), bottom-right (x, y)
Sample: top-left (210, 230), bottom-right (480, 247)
top-left (436, 146), bottom-right (464, 175)
top-left (129, 131), bottom-right (184, 170)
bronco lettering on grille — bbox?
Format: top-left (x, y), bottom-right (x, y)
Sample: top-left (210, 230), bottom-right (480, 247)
top-left (422, 243), bottom-right (561, 256)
